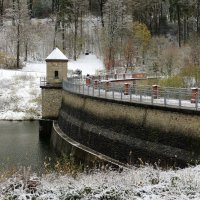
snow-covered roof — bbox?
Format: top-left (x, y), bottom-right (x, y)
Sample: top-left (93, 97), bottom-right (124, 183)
top-left (46, 48), bottom-right (68, 61)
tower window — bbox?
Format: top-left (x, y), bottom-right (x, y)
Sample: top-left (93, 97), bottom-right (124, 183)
top-left (54, 71), bottom-right (59, 79)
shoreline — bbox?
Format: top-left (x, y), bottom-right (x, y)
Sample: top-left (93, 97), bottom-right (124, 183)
top-left (0, 118), bottom-right (40, 121)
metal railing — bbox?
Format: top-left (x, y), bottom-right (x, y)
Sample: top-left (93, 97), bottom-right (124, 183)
top-left (81, 72), bottom-right (147, 81)
top-left (40, 77), bottom-right (47, 87)
top-left (63, 79), bottom-right (200, 111)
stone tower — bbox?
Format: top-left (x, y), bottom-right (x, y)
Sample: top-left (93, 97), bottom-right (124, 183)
top-left (40, 48), bottom-right (68, 120)
top-left (46, 48), bottom-right (68, 85)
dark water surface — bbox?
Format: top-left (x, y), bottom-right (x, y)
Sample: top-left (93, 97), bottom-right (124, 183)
top-left (0, 121), bottom-right (57, 172)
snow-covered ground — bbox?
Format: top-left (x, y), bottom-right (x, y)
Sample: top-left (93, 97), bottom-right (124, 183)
top-left (0, 54), bottom-right (104, 120)
top-left (68, 54), bottom-right (104, 75)
top-left (0, 69), bottom-right (43, 120)
top-left (1, 165), bottom-right (200, 199)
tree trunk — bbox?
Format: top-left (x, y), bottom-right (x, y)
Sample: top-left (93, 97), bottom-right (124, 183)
top-left (17, 28), bottom-right (20, 68)
top-left (177, 4), bottom-right (181, 47)
top-left (183, 16), bottom-right (187, 44)
top-left (197, 0), bottom-right (200, 34)
top-left (80, 10), bottom-right (83, 53)
top-left (12, 0), bottom-right (15, 26)
top-left (89, 0), bottom-right (92, 12)
top-left (62, 20), bottom-right (65, 53)
top-left (52, 0), bottom-right (55, 13)
top-left (29, 0), bottom-right (33, 18)
top-left (0, 0), bottom-right (4, 26)
top-left (158, 3), bottom-right (163, 35)
top-left (187, 17), bottom-right (189, 39)
top-left (160, 2), bottom-right (163, 18)
top-left (74, 16), bottom-right (78, 60)
top-left (98, 0), bottom-right (104, 27)
top-left (16, 0), bottom-right (20, 68)
top-left (53, 15), bottom-right (58, 49)
top-left (24, 43), bottom-right (28, 61)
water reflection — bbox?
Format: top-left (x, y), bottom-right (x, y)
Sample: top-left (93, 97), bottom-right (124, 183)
top-left (0, 121), bottom-right (57, 172)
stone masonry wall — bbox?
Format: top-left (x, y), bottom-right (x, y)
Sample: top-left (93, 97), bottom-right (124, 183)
top-left (46, 61), bottom-right (67, 84)
top-left (57, 90), bottom-right (200, 165)
top-left (61, 91), bottom-right (200, 138)
top-left (42, 88), bottom-right (62, 119)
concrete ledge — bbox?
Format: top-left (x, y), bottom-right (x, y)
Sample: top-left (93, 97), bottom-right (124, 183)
top-left (40, 85), bottom-right (62, 89)
top-left (51, 121), bottom-right (129, 169)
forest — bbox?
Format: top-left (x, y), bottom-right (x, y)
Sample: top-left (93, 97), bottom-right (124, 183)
top-left (0, 0), bottom-right (200, 87)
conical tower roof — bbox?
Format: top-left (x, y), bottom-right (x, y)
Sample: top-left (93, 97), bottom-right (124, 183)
top-left (46, 48), bottom-right (68, 61)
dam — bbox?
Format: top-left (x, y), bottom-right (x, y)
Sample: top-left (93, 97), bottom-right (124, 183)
top-left (40, 48), bottom-right (200, 168)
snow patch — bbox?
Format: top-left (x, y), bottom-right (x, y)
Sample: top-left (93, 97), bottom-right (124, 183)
top-left (68, 54), bottom-right (104, 75)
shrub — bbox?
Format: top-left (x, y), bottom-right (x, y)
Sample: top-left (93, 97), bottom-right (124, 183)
top-left (0, 51), bottom-right (23, 69)
top-left (180, 64), bottom-right (200, 87)
top-left (159, 75), bottom-right (185, 88)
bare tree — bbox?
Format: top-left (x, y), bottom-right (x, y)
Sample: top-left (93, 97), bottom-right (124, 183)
top-left (97, 0), bottom-right (106, 27)
top-left (0, 0), bottom-right (4, 26)
top-left (103, 0), bottom-right (126, 71)
top-left (6, 0), bottom-right (30, 67)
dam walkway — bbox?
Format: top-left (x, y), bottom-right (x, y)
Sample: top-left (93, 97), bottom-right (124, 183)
top-left (63, 79), bottom-right (200, 111)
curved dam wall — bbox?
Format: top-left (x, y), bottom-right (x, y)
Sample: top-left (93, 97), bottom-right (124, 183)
top-left (56, 90), bottom-right (200, 166)
top-left (51, 121), bottom-right (128, 169)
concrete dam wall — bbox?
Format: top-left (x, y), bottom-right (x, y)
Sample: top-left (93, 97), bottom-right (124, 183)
top-left (55, 90), bottom-right (200, 166)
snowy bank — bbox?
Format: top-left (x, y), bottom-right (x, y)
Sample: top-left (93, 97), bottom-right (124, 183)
top-left (1, 165), bottom-right (200, 199)
top-left (0, 70), bottom-right (43, 120)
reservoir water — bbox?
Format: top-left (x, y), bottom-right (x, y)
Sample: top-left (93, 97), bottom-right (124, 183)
top-left (0, 121), bottom-right (56, 172)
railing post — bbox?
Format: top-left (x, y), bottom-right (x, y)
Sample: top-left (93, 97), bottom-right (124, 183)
top-left (88, 85), bottom-right (89, 95)
top-left (151, 93), bottom-right (153, 104)
top-left (98, 85), bottom-right (100, 97)
top-left (195, 93), bottom-right (199, 110)
top-left (130, 86), bottom-right (132, 102)
top-left (92, 84), bottom-right (94, 96)
top-left (164, 90), bottom-right (167, 106)
top-left (121, 89), bottom-right (123, 100)
top-left (191, 87), bottom-right (198, 103)
top-left (124, 83), bottom-right (130, 95)
top-left (112, 90), bottom-right (114, 99)
top-left (83, 84), bottom-right (84, 94)
top-left (140, 89), bottom-right (142, 103)
top-left (179, 90), bottom-right (181, 108)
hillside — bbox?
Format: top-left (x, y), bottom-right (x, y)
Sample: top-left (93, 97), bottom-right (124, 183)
top-left (0, 54), bottom-right (103, 120)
